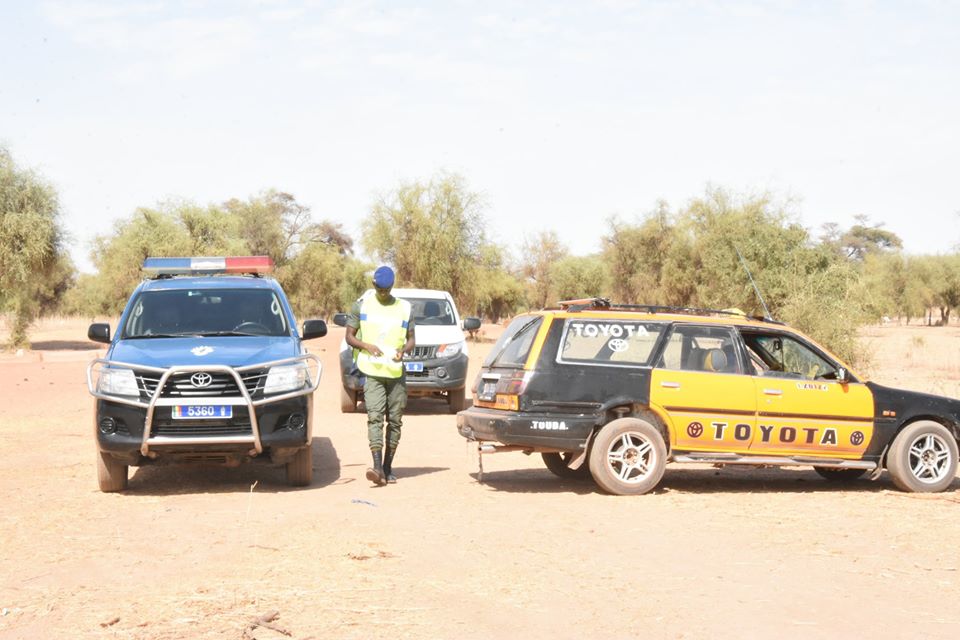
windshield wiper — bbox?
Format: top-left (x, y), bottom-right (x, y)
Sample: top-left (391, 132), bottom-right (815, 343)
top-left (194, 331), bottom-right (260, 337)
top-left (126, 333), bottom-right (188, 339)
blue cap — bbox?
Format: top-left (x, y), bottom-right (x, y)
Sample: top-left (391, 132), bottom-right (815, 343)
top-left (373, 265), bottom-right (395, 289)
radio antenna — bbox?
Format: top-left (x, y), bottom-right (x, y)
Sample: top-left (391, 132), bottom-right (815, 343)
top-left (734, 244), bottom-right (772, 321)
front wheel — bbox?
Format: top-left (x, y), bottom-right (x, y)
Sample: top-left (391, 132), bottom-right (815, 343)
top-left (340, 386), bottom-right (357, 413)
top-left (588, 417), bottom-right (666, 495)
top-left (542, 452), bottom-right (592, 480)
top-left (448, 387), bottom-right (467, 413)
top-left (97, 450), bottom-right (128, 492)
top-left (286, 442), bottom-right (313, 487)
top-left (886, 421), bottom-right (958, 493)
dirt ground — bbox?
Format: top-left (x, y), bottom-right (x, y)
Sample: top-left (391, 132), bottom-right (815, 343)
top-left (1, 318), bottom-right (959, 639)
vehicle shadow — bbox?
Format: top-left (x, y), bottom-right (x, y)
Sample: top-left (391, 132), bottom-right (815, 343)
top-left (469, 466), bottom-right (960, 496)
top-left (125, 436), bottom-right (341, 495)
top-left (468, 469), bottom-right (598, 495)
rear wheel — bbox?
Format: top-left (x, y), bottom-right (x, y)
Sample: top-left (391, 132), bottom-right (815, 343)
top-left (448, 387), bottom-right (466, 413)
top-left (541, 452), bottom-right (591, 479)
top-left (286, 441), bottom-right (313, 487)
top-left (340, 386), bottom-right (357, 413)
top-left (886, 421), bottom-right (958, 493)
top-left (813, 467), bottom-right (868, 482)
top-left (588, 417), bottom-right (666, 495)
top-left (96, 450), bottom-right (128, 493)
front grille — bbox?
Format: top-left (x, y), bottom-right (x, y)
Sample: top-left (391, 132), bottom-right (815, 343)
top-left (406, 369), bottom-right (430, 378)
top-left (136, 369), bottom-right (267, 400)
top-left (408, 346), bottom-right (436, 361)
top-left (151, 417), bottom-right (253, 438)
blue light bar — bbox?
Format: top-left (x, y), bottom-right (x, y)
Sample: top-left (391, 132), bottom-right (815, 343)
top-left (142, 256), bottom-right (273, 276)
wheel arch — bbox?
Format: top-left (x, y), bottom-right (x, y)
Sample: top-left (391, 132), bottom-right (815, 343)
top-left (595, 400), bottom-right (671, 454)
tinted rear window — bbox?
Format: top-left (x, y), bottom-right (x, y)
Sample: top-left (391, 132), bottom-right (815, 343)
top-left (483, 315), bottom-right (544, 368)
top-left (558, 319), bottom-right (665, 367)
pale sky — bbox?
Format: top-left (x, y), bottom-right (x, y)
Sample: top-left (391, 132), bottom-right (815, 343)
top-left (2, 0), bottom-right (958, 273)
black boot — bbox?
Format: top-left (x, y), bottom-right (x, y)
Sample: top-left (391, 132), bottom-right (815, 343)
top-left (383, 447), bottom-right (397, 484)
top-left (365, 450), bottom-right (386, 486)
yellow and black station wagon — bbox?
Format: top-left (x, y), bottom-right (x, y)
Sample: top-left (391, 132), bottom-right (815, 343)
top-left (456, 299), bottom-right (960, 495)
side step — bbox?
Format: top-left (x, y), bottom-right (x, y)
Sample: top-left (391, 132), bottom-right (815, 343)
top-left (671, 453), bottom-right (877, 471)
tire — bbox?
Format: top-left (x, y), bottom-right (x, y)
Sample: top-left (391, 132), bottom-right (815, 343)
top-left (286, 441), bottom-right (313, 487)
top-left (588, 417), bottom-right (667, 495)
top-left (541, 452), bottom-right (592, 480)
top-left (448, 387), bottom-right (466, 413)
top-left (97, 450), bottom-right (128, 493)
top-left (886, 421), bottom-right (958, 493)
top-left (813, 467), bottom-right (868, 482)
top-left (340, 386), bottom-right (357, 413)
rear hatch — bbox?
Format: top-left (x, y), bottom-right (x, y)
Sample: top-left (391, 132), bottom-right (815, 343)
top-left (473, 315), bottom-right (544, 411)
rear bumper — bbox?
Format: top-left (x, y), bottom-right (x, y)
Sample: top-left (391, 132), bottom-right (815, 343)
top-left (456, 406), bottom-right (598, 451)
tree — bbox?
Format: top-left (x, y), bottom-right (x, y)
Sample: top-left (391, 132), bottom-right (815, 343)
top-left (465, 244), bottom-right (526, 322)
top-left (278, 244), bottom-right (369, 318)
top-left (839, 216), bottom-right (903, 261)
top-left (224, 190), bottom-right (316, 265)
top-left (551, 255), bottom-right (610, 302)
top-left (362, 172), bottom-right (486, 304)
top-left (519, 231), bottom-right (569, 308)
top-left (0, 148), bottom-right (72, 348)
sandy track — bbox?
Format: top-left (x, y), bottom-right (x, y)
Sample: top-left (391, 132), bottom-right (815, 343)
top-left (1, 322), bottom-right (958, 639)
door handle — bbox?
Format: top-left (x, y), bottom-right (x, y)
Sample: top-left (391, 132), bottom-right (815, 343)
top-left (763, 389), bottom-right (783, 396)
top-left (661, 382), bottom-right (680, 389)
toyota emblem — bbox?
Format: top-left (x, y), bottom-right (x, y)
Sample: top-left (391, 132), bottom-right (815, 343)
top-left (190, 372), bottom-right (213, 388)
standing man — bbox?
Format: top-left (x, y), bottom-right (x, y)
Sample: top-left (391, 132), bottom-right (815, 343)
top-left (345, 266), bottom-right (415, 486)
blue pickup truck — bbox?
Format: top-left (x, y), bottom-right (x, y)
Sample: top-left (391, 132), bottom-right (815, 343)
top-left (86, 256), bottom-right (327, 492)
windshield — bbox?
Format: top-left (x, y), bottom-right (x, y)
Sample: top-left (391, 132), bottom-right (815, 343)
top-left (122, 288), bottom-right (290, 338)
top-left (404, 297), bottom-right (457, 326)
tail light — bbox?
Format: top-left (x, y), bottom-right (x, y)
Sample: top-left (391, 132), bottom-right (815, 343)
top-left (474, 370), bottom-right (533, 411)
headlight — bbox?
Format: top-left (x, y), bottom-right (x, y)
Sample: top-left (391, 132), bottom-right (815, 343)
top-left (436, 341), bottom-right (466, 358)
top-left (264, 363), bottom-right (308, 394)
top-left (98, 368), bottom-right (139, 397)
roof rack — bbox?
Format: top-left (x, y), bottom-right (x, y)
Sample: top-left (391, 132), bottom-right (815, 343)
top-left (555, 297), bottom-right (780, 323)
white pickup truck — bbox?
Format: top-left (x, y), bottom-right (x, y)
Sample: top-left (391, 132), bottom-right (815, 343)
top-left (334, 288), bottom-right (481, 413)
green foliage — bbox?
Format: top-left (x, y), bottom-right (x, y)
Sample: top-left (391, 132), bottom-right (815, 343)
top-left (278, 243), bottom-right (370, 318)
top-left (603, 187), bottom-right (871, 362)
top-left (0, 148), bottom-right (71, 348)
top-left (462, 244), bottom-right (526, 322)
top-left (550, 255), bottom-right (610, 302)
top-left (362, 173), bottom-right (486, 305)
top-left (520, 230), bottom-right (569, 308)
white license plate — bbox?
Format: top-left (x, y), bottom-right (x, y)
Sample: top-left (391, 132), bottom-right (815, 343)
top-left (479, 381), bottom-right (497, 401)
top-left (172, 405), bottom-right (233, 419)
top-left (405, 361), bottom-right (424, 373)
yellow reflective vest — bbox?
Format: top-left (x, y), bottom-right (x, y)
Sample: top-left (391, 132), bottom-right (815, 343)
top-left (356, 295), bottom-right (412, 378)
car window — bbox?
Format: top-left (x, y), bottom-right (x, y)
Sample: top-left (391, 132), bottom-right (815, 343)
top-left (740, 331), bottom-right (839, 380)
top-left (484, 315), bottom-right (543, 368)
top-left (123, 288), bottom-right (289, 338)
top-left (558, 319), bottom-right (664, 367)
top-left (404, 297), bottom-right (456, 326)
top-left (657, 325), bottom-right (741, 373)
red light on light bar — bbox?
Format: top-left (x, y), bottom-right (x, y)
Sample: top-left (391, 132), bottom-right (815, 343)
top-left (225, 256), bottom-right (274, 273)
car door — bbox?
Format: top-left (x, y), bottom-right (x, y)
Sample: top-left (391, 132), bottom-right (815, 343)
top-left (650, 324), bottom-right (756, 453)
top-left (740, 329), bottom-right (874, 459)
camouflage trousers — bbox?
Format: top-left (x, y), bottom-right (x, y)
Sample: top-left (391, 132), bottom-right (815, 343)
top-left (364, 375), bottom-right (407, 452)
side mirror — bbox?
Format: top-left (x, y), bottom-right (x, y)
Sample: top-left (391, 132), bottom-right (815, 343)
top-left (88, 323), bottom-right (111, 344)
top-left (836, 367), bottom-right (850, 384)
top-left (302, 319), bottom-right (328, 340)
top-left (332, 313), bottom-right (348, 327)
top-left (462, 317), bottom-right (481, 331)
